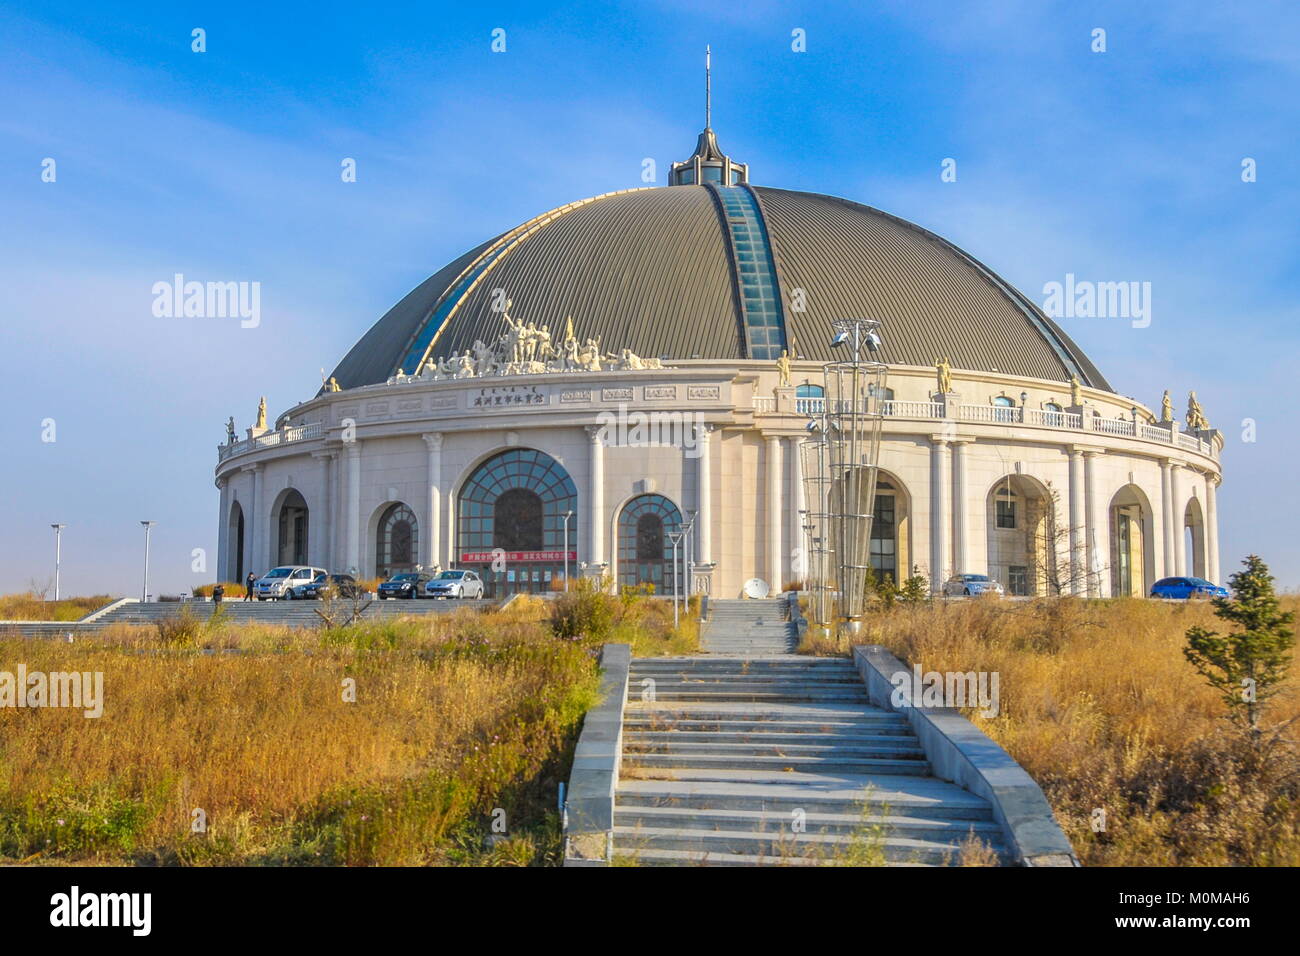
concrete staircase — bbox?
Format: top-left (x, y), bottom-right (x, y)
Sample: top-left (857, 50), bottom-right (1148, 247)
top-left (701, 598), bottom-right (797, 655)
top-left (614, 654), bottom-right (1008, 865)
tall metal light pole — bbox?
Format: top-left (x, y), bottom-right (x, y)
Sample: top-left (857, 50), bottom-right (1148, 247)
top-left (823, 318), bottom-right (887, 635)
top-left (140, 521), bottom-right (156, 603)
top-left (666, 529), bottom-right (686, 628)
top-left (50, 524), bottom-right (65, 601)
top-left (562, 510), bottom-right (574, 592)
top-left (684, 509), bottom-right (698, 601)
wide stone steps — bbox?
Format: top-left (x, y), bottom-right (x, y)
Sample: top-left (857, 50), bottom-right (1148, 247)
top-left (613, 827), bottom-right (1002, 866)
top-left (700, 598), bottom-right (797, 655)
top-left (613, 648), bottom-right (1008, 866)
top-left (624, 752), bottom-right (930, 774)
top-left (617, 777), bottom-right (995, 820)
top-left (616, 805), bottom-right (1004, 842)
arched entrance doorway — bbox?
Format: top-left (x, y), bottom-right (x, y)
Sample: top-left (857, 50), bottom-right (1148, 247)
top-left (617, 494), bottom-right (683, 594)
top-left (456, 448), bottom-right (578, 597)
top-left (870, 474), bottom-right (911, 587)
top-left (375, 503), bottom-right (419, 578)
top-left (1109, 484), bottom-right (1154, 597)
top-left (228, 501), bottom-right (245, 582)
top-left (275, 490), bottom-right (309, 567)
top-left (1184, 497), bottom-right (1206, 579)
top-left (986, 475), bottom-right (1055, 596)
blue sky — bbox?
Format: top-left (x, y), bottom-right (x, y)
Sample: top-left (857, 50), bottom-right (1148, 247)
top-left (2, 0), bottom-right (1298, 595)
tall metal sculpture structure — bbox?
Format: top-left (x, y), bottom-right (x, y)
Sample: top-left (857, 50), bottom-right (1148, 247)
top-left (805, 318), bottom-right (888, 634)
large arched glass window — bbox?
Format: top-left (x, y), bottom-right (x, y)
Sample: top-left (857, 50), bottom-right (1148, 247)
top-left (376, 503), bottom-right (418, 577)
top-left (457, 449), bottom-right (578, 595)
top-left (617, 494), bottom-right (683, 594)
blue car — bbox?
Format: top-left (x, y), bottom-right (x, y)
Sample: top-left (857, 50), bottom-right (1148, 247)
top-left (1150, 577), bottom-right (1228, 600)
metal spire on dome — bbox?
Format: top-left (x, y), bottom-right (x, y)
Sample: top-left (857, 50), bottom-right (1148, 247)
top-left (705, 44), bottom-right (711, 129)
top-left (669, 46), bottom-right (749, 186)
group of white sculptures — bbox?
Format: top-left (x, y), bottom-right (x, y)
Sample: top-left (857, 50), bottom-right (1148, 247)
top-left (387, 308), bottom-right (666, 385)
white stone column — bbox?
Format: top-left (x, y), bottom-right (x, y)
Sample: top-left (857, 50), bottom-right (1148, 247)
top-left (345, 443), bottom-right (362, 575)
top-left (1170, 463), bottom-right (1185, 576)
top-left (1084, 450), bottom-right (1104, 597)
top-left (766, 435), bottom-right (782, 589)
top-left (1205, 474), bottom-right (1220, 584)
top-left (586, 426), bottom-right (606, 570)
top-left (423, 433), bottom-right (443, 570)
top-left (1068, 448), bottom-right (1086, 594)
top-left (697, 424), bottom-right (713, 565)
top-left (243, 463), bottom-right (263, 576)
top-left (789, 437), bottom-right (805, 583)
top-left (330, 452), bottom-right (341, 570)
top-left (930, 436), bottom-right (951, 592)
top-left (950, 439), bottom-right (969, 575)
top-left (314, 453), bottom-right (331, 570)
top-left (1170, 455), bottom-right (1180, 574)
top-left (216, 477), bottom-right (230, 582)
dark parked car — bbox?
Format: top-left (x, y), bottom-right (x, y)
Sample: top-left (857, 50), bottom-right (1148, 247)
top-left (290, 572), bottom-right (362, 600)
top-left (1150, 577), bottom-right (1228, 600)
top-left (377, 572), bottom-right (432, 599)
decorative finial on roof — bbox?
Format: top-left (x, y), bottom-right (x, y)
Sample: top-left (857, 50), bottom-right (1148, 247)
top-left (669, 46), bottom-right (750, 187)
top-left (705, 45), bottom-right (712, 129)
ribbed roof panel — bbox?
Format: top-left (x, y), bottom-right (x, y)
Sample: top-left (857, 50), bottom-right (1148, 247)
top-left (328, 184), bottom-right (1111, 391)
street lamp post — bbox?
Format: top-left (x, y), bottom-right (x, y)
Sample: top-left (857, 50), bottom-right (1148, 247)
top-left (50, 524), bottom-right (65, 601)
top-left (562, 510), bottom-right (574, 591)
top-left (684, 510), bottom-right (697, 602)
top-left (666, 529), bottom-right (686, 628)
top-left (140, 521), bottom-right (156, 603)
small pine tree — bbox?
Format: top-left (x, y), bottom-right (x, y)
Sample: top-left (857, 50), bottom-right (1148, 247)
top-left (1184, 555), bottom-right (1295, 739)
top-left (898, 566), bottom-right (930, 605)
top-left (876, 572), bottom-right (897, 609)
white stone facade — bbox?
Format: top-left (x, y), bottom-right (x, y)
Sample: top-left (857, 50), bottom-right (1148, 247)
top-left (214, 361), bottom-right (1223, 598)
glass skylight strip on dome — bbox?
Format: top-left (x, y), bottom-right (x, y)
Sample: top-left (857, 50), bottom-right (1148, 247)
top-left (712, 185), bottom-right (788, 360)
top-left (397, 257), bottom-right (502, 374)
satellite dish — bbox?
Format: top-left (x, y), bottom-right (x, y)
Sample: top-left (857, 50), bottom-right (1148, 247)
top-left (742, 578), bottom-right (771, 599)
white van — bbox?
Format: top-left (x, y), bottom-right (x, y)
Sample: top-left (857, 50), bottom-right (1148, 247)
top-left (255, 566), bottom-right (328, 600)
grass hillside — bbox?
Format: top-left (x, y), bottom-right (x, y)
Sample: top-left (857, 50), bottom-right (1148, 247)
top-left (803, 595), bottom-right (1300, 866)
top-left (0, 592), bottom-right (116, 621)
top-left (0, 589), bottom-right (693, 866)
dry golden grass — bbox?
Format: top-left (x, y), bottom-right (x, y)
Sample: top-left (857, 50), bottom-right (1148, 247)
top-left (0, 592), bottom-right (117, 622)
top-left (0, 604), bottom-right (601, 866)
top-left (805, 595), bottom-right (1300, 866)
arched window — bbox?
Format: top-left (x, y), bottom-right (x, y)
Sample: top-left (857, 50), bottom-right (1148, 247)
top-left (617, 494), bottom-right (683, 594)
top-left (992, 395), bottom-right (1016, 407)
top-left (796, 384), bottom-right (824, 398)
top-left (376, 503), bottom-right (418, 577)
top-left (457, 449), bottom-right (578, 596)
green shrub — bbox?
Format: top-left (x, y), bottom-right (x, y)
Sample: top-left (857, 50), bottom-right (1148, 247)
top-left (550, 578), bottom-right (617, 642)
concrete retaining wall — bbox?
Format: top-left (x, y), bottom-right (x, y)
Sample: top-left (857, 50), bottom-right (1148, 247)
top-left (562, 643), bottom-right (631, 867)
top-left (853, 644), bottom-right (1079, 866)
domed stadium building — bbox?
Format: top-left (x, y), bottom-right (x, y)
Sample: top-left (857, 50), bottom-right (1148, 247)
top-left (214, 127), bottom-right (1223, 599)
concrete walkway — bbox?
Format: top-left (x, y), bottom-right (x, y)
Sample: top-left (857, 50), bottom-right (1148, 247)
top-left (613, 600), bottom-right (1007, 865)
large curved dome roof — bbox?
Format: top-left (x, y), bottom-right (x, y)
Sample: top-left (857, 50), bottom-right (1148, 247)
top-left (330, 156), bottom-right (1110, 392)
